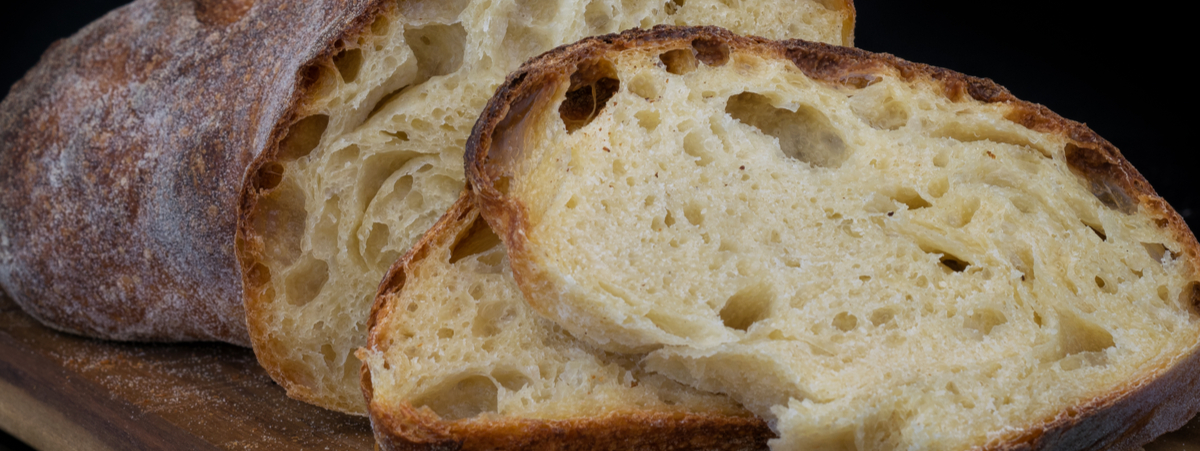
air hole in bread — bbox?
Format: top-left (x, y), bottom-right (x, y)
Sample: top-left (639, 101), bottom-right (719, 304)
top-left (1090, 275), bottom-right (1108, 292)
top-left (691, 38), bottom-right (729, 67)
top-left (1143, 242), bottom-right (1168, 263)
top-left (333, 48), bottom-right (363, 83)
top-left (870, 307), bottom-right (896, 327)
top-left (963, 309), bottom-right (1006, 338)
top-left (246, 263), bottom-right (272, 290)
top-left (660, 48), bottom-right (699, 75)
top-left (437, 328), bottom-right (455, 339)
top-left (285, 257), bottom-right (329, 307)
top-left (385, 130), bottom-right (409, 142)
top-left (320, 342), bottom-right (338, 367)
top-left (404, 23), bottom-right (468, 86)
top-left (328, 145), bottom-right (361, 170)
top-left (725, 92), bottom-right (847, 168)
top-left (365, 86), bottom-right (409, 122)
top-left (636, 110), bottom-right (661, 131)
top-left (939, 255), bottom-right (969, 273)
top-left (493, 368), bottom-right (531, 392)
top-left (832, 312), bottom-right (858, 332)
top-left (253, 179), bottom-right (306, 267)
top-left (414, 375), bottom-right (498, 420)
top-left (583, 0), bottom-right (615, 33)
top-left (363, 223), bottom-right (398, 268)
top-left (278, 115), bottom-right (330, 161)
top-left (255, 162), bottom-right (285, 191)
top-left (629, 73), bottom-right (662, 100)
top-left (1084, 221), bottom-right (1107, 241)
top-left (560, 59), bottom-right (620, 133)
top-left (1180, 282), bottom-right (1200, 317)
top-left (664, 0), bottom-right (686, 14)
top-left (683, 203), bottom-right (705, 226)
top-left (890, 187), bottom-right (931, 210)
top-left (1064, 143), bottom-right (1137, 214)
top-left (933, 122), bottom-right (1050, 158)
top-left (682, 131), bottom-right (714, 166)
top-left (369, 14), bottom-right (389, 35)
top-left (932, 149), bottom-right (951, 168)
top-left (720, 282), bottom-right (774, 332)
top-left (356, 151), bottom-right (421, 211)
top-left (1054, 310), bottom-right (1116, 361)
top-left (449, 217), bottom-right (502, 264)
top-left (927, 176), bottom-right (949, 199)
top-left (849, 94), bottom-right (908, 131)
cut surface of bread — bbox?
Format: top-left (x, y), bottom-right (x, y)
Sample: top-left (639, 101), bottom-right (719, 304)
top-left (358, 192), bottom-right (772, 450)
top-left (236, 0), bottom-right (855, 413)
top-left (467, 26), bottom-right (1200, 449)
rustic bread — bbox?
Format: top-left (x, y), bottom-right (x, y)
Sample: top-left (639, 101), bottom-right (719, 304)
top-left (0, 0), bottom-right (399, 346)
top-left (235, 0), bottom-right (854, 414)
top-left (0, 0), bottom-right (854, 415)
top-left (466, 26), bottom-right (1200, 449)
top-left (358, 192), bottom-right (771, 450)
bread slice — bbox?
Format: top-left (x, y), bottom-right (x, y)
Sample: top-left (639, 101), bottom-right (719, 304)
top-left (466, 26), bottom-right (1200, 449)
top-left (358, 191), bottom-right (771, 450)
top-left (236, 0), bottom-right (854, 414)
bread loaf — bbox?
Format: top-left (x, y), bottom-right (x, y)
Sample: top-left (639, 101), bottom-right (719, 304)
top-left (0, 0), bottom-right (853, 415)
top-left (236, 0), bottom-right (853, 413)
top-left (0, 0), bottom-right (392, 346)
top-left (358, 192), bottom-right (771, 450)
top-left (466, 26), bottom-right (1200, 449)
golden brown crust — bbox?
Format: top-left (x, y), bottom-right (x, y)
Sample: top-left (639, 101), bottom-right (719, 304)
top-left (465, 25), bottom-right (1200, 450)
top-left (362, 192), bottom-right (773, 451)
top-left (0, 0), bottom-right (390, 345)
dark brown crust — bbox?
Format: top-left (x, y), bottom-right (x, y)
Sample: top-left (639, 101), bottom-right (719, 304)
top-left (464, 25), bottom-right (1200, 450)
top-left (362, 192), bottom-right (773, 450)
top-left (0, 0), bottom-right (390, 345)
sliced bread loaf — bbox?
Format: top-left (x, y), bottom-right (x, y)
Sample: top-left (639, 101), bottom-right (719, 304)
top-left (358, 192), bottom-right (771, 450)
top-left (466, 26), bottom-right (1200, 449)
top-left (237, 0), bottom-right (854, 414)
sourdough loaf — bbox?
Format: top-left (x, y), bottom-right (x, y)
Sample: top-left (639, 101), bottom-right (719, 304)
top-left (0, 0), bottom-right (854, 415)
top-left (358, 192), bottom-right (771, 450)
top-left (236, 0), bottom-right (854, 413)
top-left (0, 0), bottom-right (393, 346)
top-left (466, 26), bottom-right (1200, 449)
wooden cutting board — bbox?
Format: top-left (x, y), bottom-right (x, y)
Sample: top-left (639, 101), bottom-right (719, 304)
top-left (2, 288), bottom-right (1199, 450)
top-left (0, 293), bottom-right (373, 451)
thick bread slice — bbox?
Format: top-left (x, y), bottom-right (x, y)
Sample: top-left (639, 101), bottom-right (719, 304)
top-left (236, 0), bottom-right (854, 413)
top-left (466, 26), bottom-right (1200, 449)
top-left (358, 191), bottom-right (771, 450)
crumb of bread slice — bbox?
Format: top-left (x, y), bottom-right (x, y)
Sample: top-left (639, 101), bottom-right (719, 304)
top-left (237, 0), bottom-right (854, 414)
top-left (467, 26), bottom-right (1200, 449)
top-left (358, 192), bottom-right (772, 450)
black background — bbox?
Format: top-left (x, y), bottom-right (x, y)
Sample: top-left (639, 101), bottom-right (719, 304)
top-left (0, 0), bottom-right (1194, 448)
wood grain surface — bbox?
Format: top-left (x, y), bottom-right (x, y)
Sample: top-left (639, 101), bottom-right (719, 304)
top-left (0, 292), bottom-right (373, 451)
top-left (2, 286), bottom-right (1199, 450)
